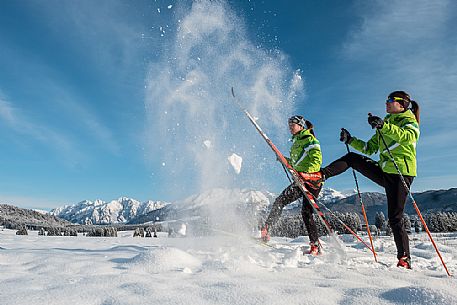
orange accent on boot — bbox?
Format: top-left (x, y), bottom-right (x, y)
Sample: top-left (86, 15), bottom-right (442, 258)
top-left (397, 256), bottom-right (411, 269)
top-left (308, 244), bottom-right (320, 256)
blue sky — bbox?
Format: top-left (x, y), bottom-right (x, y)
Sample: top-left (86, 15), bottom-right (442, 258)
top-left (1, 0), bottom-right (456, 210)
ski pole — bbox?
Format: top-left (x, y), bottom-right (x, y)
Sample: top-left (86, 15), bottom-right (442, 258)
top-left (345, 143), bottom-right (378, 262)
top-left (372, 115), bottom-right (451, 276)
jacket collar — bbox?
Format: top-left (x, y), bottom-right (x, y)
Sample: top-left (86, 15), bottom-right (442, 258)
top-left (385, 109), bottom-right (415, 122)
top-left (292, 128), bottom-right (312, 141)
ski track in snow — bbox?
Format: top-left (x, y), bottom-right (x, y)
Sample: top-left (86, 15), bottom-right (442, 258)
top-left (0, 230), bottom-right (456, 305)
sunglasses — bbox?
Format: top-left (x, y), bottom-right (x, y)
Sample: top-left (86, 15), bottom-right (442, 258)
top-left (386, 96), bottom-right (406, 104)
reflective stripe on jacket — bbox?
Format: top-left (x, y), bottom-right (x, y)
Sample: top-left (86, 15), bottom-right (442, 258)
top-left (288, 129), bottom-right (322, 173)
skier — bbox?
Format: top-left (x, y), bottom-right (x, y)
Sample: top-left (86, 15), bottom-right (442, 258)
top-left (320, 91), bottom-right (420, 269)
top-left (261, 115), bottom-right (324, 255)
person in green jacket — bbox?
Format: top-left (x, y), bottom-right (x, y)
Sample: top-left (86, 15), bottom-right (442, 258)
top-left (320, 91), bottom-right (420, 269)
top-left (261, 115), bottom-right (324, 256)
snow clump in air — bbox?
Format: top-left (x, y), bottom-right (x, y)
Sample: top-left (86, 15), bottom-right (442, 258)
top-left (228, 153), bottom-right (242, 174)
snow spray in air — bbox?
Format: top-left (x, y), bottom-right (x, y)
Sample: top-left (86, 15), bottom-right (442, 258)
top-left (144, 0), bottom-right (304, 236)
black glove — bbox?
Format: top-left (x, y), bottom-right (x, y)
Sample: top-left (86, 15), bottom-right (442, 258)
top-left (368, 115), bottom-right (384, 129)
top-left (340, 128), bottom-right (352, 144)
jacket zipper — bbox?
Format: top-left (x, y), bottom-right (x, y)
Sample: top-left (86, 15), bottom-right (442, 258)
top-left (403, 156), bottom-right (410, 174)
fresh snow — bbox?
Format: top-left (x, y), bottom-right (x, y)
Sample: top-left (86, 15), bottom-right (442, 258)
top-left (203, 140), bottom-right (212, 149)
top-left (1, 229), bottom-right (456, 305)
top-left (228, 153), bottom-right (243, 174)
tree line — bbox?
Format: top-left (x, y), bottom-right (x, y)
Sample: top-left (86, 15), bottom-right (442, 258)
top-left (268, 211), bottom-right (457, 238)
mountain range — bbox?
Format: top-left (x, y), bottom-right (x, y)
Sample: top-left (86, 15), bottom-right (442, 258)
top-left (49, 197), bottom-right (169, 225)
top-left (2, 187), bottom-right (456, 229)
top-left (49, 188), bottom-right (457, 225)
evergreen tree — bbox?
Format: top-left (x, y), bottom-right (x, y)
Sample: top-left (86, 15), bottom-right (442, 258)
top-left (385, 222), bottom-right (392, 236)
top-left (375, 212), bottom-right (386, 232)
top-left (353, 213), bottom-right (362, 232)
top-left (414, 219), bottom-right (421, 233)
top-left (403, 214), bottom-right (412, 234)
top-left (425, 213), bottom-right (439, 232)
top-left (450, 212), bottom-right (457, 231)
top-left (16, 226), bottom-right (28, 235)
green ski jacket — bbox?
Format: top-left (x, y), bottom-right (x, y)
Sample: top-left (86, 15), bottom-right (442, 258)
top-left (350, 110), bottom-right (420, 176)
top-left (288, 129), bottom-right (322, 173)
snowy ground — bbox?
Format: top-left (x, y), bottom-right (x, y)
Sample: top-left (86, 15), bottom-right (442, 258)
top-left (1, 229), bottom-right (456, 305)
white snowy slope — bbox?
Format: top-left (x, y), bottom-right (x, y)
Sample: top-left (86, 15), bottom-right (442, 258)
top-left (0, 229), bottom-right (456, 305)
top-left (175, 188), bottom-right (271, 210)
top-left (50, 197), bottom-right (170, 224)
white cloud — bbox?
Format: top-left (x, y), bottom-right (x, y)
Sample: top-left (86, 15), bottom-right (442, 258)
top-left (47, 84), bottom-right (121, 155)
top-left (337, 0), bottom-right (457, 191)
top-left (0, 35), bottom-right (120, 155)
top-left (34, 1), bottom-right (147, 76)
top-left (342, 0), bottom-right (457, 119)
top-left (0, 92), bottom-right (77, 157)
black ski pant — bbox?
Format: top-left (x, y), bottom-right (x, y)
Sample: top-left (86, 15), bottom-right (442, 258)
top-left (321, 152), bottom-right (414, 259)
top-left (265, 183), bottom-right (321, 244)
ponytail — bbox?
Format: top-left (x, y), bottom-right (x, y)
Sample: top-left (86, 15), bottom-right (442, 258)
top-left (305, 120), bottom-right (315, 136)
top-left (410, 100), bottom-right (420, 124)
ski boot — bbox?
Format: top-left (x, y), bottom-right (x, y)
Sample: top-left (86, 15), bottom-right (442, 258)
top-left (260, 225), bottom-right (270, 242)
top-left (397, 256), bottom-right (411, 269)
top-left (307, 242), bottom-right (321, 256)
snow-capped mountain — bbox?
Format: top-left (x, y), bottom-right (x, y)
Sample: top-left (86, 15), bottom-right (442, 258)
top-left (51, 188), bottom-right (353, 225)
top-left (280, 187), bottom-right (356, 211)
top-left (175, 188), bottom-right (272, 211)
top-left (50, 197), bottom-right (170, 225)
top-left (318, 188), bottom-right (356, 204)
top-left (128, 188), bottom-right (275, 225)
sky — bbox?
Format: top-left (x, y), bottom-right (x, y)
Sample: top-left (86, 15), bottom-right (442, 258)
top-left (1, 0), bottom-right (457, 210)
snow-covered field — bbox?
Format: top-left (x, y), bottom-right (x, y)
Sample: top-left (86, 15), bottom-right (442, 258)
top-left (1, 229), bottom-right (456, 305)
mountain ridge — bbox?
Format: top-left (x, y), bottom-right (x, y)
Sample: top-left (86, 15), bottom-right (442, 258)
top-left (49, 188), bottom-right (457, 225)
top-left (3, 187), bottom-right (456, 227)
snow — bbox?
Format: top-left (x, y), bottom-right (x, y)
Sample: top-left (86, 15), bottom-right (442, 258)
top-left (228, 153), bottom-right (243, 174)
top-left (203, 140), bottom-right (212, 149)
top-left (1, 229), bottom-right (456, 305)
top-left (50, 197), bottom-right (170, 225)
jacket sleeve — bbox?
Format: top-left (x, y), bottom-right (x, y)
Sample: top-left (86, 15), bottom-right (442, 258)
top-left (349, 134), bottom-right (379, 156)
top-left (380, 120), bottom-right (420, 145)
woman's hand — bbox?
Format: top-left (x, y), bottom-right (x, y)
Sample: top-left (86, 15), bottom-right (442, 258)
top-left (340, 128), bottom-right (352, 144)
top-left (368, 114), bottom-right (384, 129)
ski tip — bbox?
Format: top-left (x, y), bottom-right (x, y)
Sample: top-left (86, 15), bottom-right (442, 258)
top-left (231, 87), bottom-right (235, 97)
